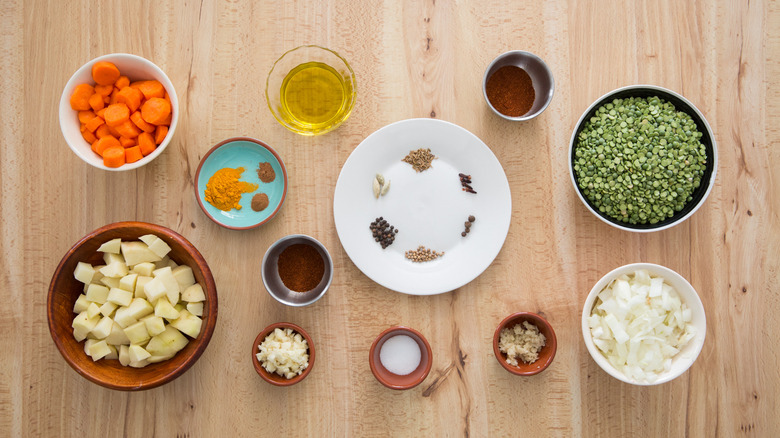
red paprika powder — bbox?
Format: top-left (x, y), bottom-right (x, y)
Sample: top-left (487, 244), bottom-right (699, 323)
top-left (485, 65), bottom-right (535, 117)
top-left (277, 243), bottom-right (325, 292)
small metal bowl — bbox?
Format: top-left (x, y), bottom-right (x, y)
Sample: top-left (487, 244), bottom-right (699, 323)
top-left (261, 235), bottom-right (333, 306)
top-left (482, 50), bottom-right (554, 121)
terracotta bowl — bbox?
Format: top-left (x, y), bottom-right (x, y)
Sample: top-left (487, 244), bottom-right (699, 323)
top-left (252, 322), bottom-right (315, 386)
top-left (493, 312), bottom-right (557, 376)
top-left (369, 326), bottom-right (433, 390)
top-left (47, 222), bottom-right (218, 390)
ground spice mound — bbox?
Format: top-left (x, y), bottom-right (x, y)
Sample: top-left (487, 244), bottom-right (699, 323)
top-left (257, 162), bottom-right (276, 183)
top-left (277, 243), bottom-right (325, 292)
top-left (485, 65), bottom-right (535, 117)
top-left (251, 193), bottom-right (269, 212)
top-left (204, 167), bottom-right (258, 211)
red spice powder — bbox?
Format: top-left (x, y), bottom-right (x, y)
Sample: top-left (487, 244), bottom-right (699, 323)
top-left (485, 65), bottom-right (535, 117)
top-left (277, 243), bottom-right (325, 292)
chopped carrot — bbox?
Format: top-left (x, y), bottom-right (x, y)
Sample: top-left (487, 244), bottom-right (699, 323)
top-left (95, 84), bottom-right (113, 96)
top-left (91, 139), bottom-right (101, 154)
top-left (136, 80), bottom-right (165, 99)
top-left (104, 103), bottom-right (130, 127)
top-left (82, 130), bottom-right (97, 144)
top-left (107, 124), bottom-right (122, 138)
top-left (80, 123), bottom-right (87, 133)
top-left (96, 108), bottom-right (107, 119)
top-left (92, 62), bottom-right (121, 85)
top-left (78, 110), bottom-right (96, 124)
top-left (85, 116), bottom-right (104, 133)
top-left (125, 146), bottom-right (143, 163)
top-left (119, 136), bottom-right (136, 148)
top-left (103, 146), bottom-right (126, 168)
top-left (88, 93), bottom-right (105, 111)
top-left (103, 95), bottom-right (111, 104)
top-left (137, 132), bottom-right (156, 156)
top-left (130, 111), bottom-right (156, 133)
top-left (95, 124), bottom-right (111, 139)
top-left (69, 84), bottom-right (94, 111)
top-left (116, 87), bottom-right (143, 112)
top-left (94, 136), bottom-right (120, 157)
top-left (114, 75), bottom-right (130, 90)
top-left (115, 119), bottom-right (141, 138)
top-left (109, 88), bottom-right (121, 105)
top-left (140, 97), bottom-right (171, 125)
top-left (154, 125), bottom-right (168, 144)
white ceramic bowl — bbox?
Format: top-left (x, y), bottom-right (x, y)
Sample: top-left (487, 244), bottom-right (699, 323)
top-left (58, 53), bottom-right (179, 171)
top-left (581, 263), bottom-right (706, 385)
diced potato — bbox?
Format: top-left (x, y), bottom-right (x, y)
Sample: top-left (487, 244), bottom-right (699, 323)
top-left (119, 273), bottom-right (138, 292)
top-left (121, 241), bottom-right (162, 266)
top-left (153, 267), bottom-right (180, 304)
top-left (173, 303), bottom-right (186, 313)
top-left (84, 339), bottom-right (97, 355)
top-left (73, 327), bottom-right (89, 342)
top-left (88, 340), bottom-right (112, 361)
top-left (141, 314), bottom-right (166, 337)
top-left (105, 322), bottom-right (131, 345)
top-left (113, 306), bottom-right (138, 329)
top-left (85, 284), bottom-right (109, 304)
top-left (171, 310), bottom-right (202, 338)
top-left (103, 252), bottom-right (125, 266)
top-left (138, 234), bottom-right (157, 246)
top-left (132, 262), bottom-right (155, 277)
top-left (143, 276), bottom-right (167, 303)
top-left (100, 261), bottom-right (128, 279)
top-left (99, 276), bottom-right (120, 289)
top-left (104, 344), bottom-right (118, 360)
top-left (146, 326), bottom-right (188, 357)
top-left (89, 266), bottom-right (105, 285)
top-left (166, 258), bottom-right (178, 269)
top-left (125, 298), bottom-right (154, 320)
top-left (186, 302), bottom-right (203, 317)
top-left (154, 256), bottom-right (170, 270)
top-left (146, 354), bottom-right (175, 364)
top-left (97, 238), bottom-right (121, 254)
top-left (73, 311), bottom-right (101, 333)
top-left (91, 316), bottom-right (114, 339)
top-left (106, 287), bottom-right (133, 307)
top-left (129, 359), bottom-right (150, 368)
top-left (128, 344), bottom-right (151, 363)
top-left (124, 321), bottom-right (151, 345)
top-left (134, 276), bottom-right (152, 299)
top-left (154, 297), bottom-right (180, 320)
top-left (73, 262), bottom-right (95, 284)
top-left (144, 235), bottom-right (172, 259)
top-left (172, 265), bottom-right (196, 290)
top-left (99, 301), bottom-right (118, 317)
top-left (86, 302), bottom-right (101, 319)
top-left (182, 284), bottom-right (205, 302)
top-left (118, 345), bottom-right (131, 366)
top-left (73, 294), bottom-right (91, 313)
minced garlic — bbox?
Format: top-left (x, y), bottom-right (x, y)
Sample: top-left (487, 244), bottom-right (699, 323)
top-left (256, 328), bottom-right (309, 379)
top-left (498, 321), bottom-right (546, 365)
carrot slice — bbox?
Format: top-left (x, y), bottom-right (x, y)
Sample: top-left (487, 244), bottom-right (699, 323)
top-left (141, 98), bottom-right (171, 125)
top-left (109, 88), bottom-right (120, 105)
top-left (95, 124), bottom-right (111, 139)
top-left (85, 116), bottom-right (104, 133)
top-left (70, 84), bottom-right (94, 111)
top-left (107, 124), bottom-right (122, 138)
top-left (88, 93), bottom-right (105, 111)
top-left (104, 103), bottom-right (130, 127)
top-left (116, 87), bottom-right (143, 113)
top-left (125, 146), bottom-right (143, 163)
top-left (80, 123), bottom-right (87, 133)
top-left (94, 136), bottom-right (120, 157)
top-left (82, 130), bottom-right (97, 144)
top-left (92, 62), bottom-right (121, 86)
top-left (103, 146), bottom-right (126, 168)
top-left (137, 80), bottom-right (165, 99)
top-left (119, 136), bottom-right (136, 148)
top-left (130, 111), bottom-right (156, 133)
top-left (115, 119), bottom-right (141, 138)
top-left (95, 84), bottom-right (113, 97)
top-left (137, 132), bottom-right (156, 156)
top-left (96, 108), bottom-right (107, 119)
top-left (115, 75), bottom-right (130, 90)
top-left (103, 95), bottom-right (111, 105)
top-left (91, 139), bottom-right (101, 154)
top-left (78, 111), bottom-right (96, 124)
top-left (154, 125), bottom-right (168, 144)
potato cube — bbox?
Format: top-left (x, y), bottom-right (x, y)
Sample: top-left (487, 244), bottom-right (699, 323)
top-left (147, 354), bottom-right (175, 364)
top-left (146, 326), bottom-right (188, 356)
top-left (138, 234), bottom-right (157, 246)
top-left (182, 283), bottom-right (206, 302)
top-left (99, 276), bottom-right (120, 289)
top-left (171, 310), bottom-right (203, 338)
top-left (186, 302), bottom-right (203, 317)
top-left (174, 303), bottom-right (186, 312)
top-left (134, 276), bottom-right (152, 299)
top-left (97, 238), bottom-right (121, 254)
top-left (73, 294), bottom-right (91, 313)
top-left (105, 322), bottom-right (131, 345)
top-left (118, 345), bottom-right (131, 366)
top-left (147, 236), bottom-right (172, 259)
top-left (166, 258), bottom-right (178, 269)
top-left (88, 340), bottom-right (112, 361)
top-left (107, 287), bottom-right (133, 306)
top-left (154, 256), bottom-right (170, 270)
top-left (102, 252), bottom-right (125, 266)
top-left (132, 262), bottom-right (156, 277)
top-left (153, 267), bottom-right (180, 304)
top-left (128, 344), bottom-right (152, 363)
top-left (85, 284), bottom-right (109, 304)
top-left (91, 316), bottom-right (114, 339)
top-left (86, 302), bottom-right (101, 319)
top-left (172, 265), bottom-right (196, 290)
top-left (104, 344), bottom-right (118, 360)
top-left (141, 315), bottom-right (166, 337)
top-left (129, 359), bottom-right (150, 368)
top-left (73, 262), bottom-right (95, 284)
top-left (73, 327), bottom-right (89, 342)
top-left (99, 301), bottom-right (118, 317)
top-left (154, 297), bottom-right (180, 320)
top-left (124, 321), bottom-right (150, 345)
top-left (90, 266), bottom-right (105, 285)
top-left (73, 310), bottom-right (100, 334)
top-left (119, 273), bottom-right (138, 292)
top-left (143, 276), bottom-right (167, 303)
top-left (113, 306), bottom-right (138, 329)
top-left (125, 298), bottom-right (154, 320)
top-left (84, 339), bottom-right (97, 355)
top-left (121, 241), bottom-right (162, 266)
top-left (100, 261), bottom-right (128, 279)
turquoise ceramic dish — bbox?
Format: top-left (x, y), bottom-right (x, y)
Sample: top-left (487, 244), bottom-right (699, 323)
top-left (195, 137), bottom-right (287, 230)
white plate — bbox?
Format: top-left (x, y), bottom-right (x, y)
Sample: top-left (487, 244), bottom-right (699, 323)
top-left (333, 119), bottom-right (512, 295)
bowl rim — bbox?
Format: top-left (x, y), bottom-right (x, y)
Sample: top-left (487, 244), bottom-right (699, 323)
top-left (568, 84), bottom-right (718, 232)
top-left (46, 221), bottom-right (218, 391)
top-left (264, 44), bottom-right (357, 136)
top-left (58, 53), bottom-right (179, 171)
top-left (580, 262), bottom-right (707, 385)
top-left (194, 136), bottom-right (288, 230)
top-left (252, 322), bottom-right (315, 386)
top-left (261, 234), bottom-right (333, 307)
top-left (368, 326), bottom-right (433, 390)
top-left (492, 312), bottom-right (557, 375)
top-left (482, 49), bottom-right (555, 121)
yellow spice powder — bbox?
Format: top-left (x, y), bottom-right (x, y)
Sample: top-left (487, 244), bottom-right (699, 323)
top-left (204, 167), bottom-right (258, 211)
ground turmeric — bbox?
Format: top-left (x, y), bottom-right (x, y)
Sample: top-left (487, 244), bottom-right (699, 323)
top-left (204, 167), bottom-right (258, 211)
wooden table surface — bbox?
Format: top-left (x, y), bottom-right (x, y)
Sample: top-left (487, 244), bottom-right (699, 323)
top-left (2, 0), bottom-right (778, 436)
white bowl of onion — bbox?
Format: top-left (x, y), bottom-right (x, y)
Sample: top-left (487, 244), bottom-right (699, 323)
top-left (582, 263), bottom-right (706, 385)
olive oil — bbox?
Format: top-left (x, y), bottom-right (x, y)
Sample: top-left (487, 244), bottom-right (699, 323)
top-left (279, 62), bottom-right (353, 134)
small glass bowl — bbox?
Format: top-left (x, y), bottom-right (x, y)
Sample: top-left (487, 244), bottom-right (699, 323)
top-left (265, 45), bottom-right (356, 136)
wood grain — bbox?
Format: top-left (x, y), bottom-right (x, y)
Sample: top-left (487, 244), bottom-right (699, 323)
top-left (1, 0), bottom-right (778, 436)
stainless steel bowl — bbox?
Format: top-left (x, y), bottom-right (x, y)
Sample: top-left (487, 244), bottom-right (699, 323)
top-left (261, 234), bottom-right (333, 306)
top-left (482, 50), bottom-right (555, 121)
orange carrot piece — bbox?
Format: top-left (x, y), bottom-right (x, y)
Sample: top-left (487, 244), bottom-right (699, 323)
top-left (107, 125), bottom-right (122, 138)
top-left (88, 93), bottom-right (105, 111)
top-left (94, 136), bottom-right (120, 157)
top-left (91, 139), bottom-right (101, 154)
top-left (104, 103), bottom-right (130, 127)
top-left (114, 75), bottom-right (130, 90)
top-left (95, 124), bottom-right (111, 139)
top-left (137, 132), bottom-right (155, 154)
top-left (103, 95), bottom-right (110, 104)
top-left (115, 120), bottom-right (141, 138)
top-left (116, 87), bottom-right (143, 113)
top-left (130, 111), bottom-right (156, 133)
top-left (103, 146), bottom-right (126, 168)
top-left (125, 146), bottom-right (143, 163)
top-left (137, 80), bottom-right (165, 99)
top-left (85, 116), bottom-right (104, 133)
top-left (70, 84), bottom-right (94, 111)
top-left (154, 125), bottom-right (168, 144)
top-left (80, 123), bottom-right (87, 133)
top-left (96, 108), bottom-right (107, 119)
top-left (82, 130), bottom-right (97, 144)
top-left (95, 84), bottom-right (113, 97)
top-left (119, 136), bottom-right (136, 148)
top-left (109, 88), bottom-right (120, 105)
top-left (78, 110), bottom-right (96, 124)
top-left (92, 62), bottom-right (121, 86)
top-left (140, 97), bottom-right (171, 125)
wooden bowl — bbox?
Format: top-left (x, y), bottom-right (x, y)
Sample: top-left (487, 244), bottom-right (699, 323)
top-left (369, 326), bottom-right (433, 390)
top-left (252, 322), bottom-right (315, 386)
top-left (47, 222), bottom-right (218, 390)
top-left (493, 312), bottom-right (557, 376)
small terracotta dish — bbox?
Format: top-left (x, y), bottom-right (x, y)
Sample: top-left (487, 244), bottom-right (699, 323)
top-left (493, 312), bottom-right (557, 376)
top-left (195, 137), bottom-right (288, 230)
top-left (47, 222), bottom-right (218, 391)
top-left (261, 234), bottom-right (333, 307)
top-left (369, 326), bottom-right (433, 390)
top-left (252, 322), bottom-right (315, 386)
